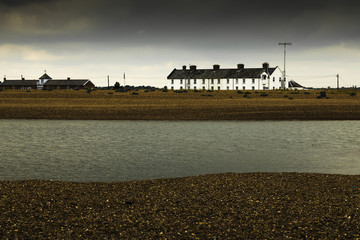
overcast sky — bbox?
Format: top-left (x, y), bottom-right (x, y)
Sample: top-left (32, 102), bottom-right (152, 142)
top-left (0, 0), bottom-right (359, 88)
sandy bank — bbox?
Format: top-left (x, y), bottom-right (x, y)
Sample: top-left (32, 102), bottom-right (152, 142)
top-left (1, 172), bottom-right (359, 239)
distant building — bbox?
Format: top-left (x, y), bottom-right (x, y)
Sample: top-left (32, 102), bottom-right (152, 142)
top-left (288, 80), bottom-right (304, 90)
top-left (1, 73), bottom-right (95, 90)
top-left (167, 63), bottom-right (285, 91)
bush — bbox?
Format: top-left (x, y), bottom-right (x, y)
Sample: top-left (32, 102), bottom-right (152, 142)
top-left (131, 92), bottom-right (139, 95)
top-left (284, 95), bottom-right (288, 98)
top-left (260, 92), bottom-right (268, 97)
top-left (350, 92), bottom-right (357, 96)
top-left (319, 91), bottom-right (327, 97)
top-left (304, 92), bottom-right (310, 95)
top-left (244, 94), bottom-right (251, 98)
top-left (236, 90), bottom-right (243, 94)
top-left (108, 92), bottom-right (113, 95)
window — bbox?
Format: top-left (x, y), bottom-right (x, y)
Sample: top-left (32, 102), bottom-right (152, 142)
top-left (171, 80), bottom-right (174, 84)
top-left (180, 86), bottom-right (183, 90)
top-left (243, 79), bottom-right (246, 84)
top-left (211, 79), bottom-right (214, 84)
top-left (211, 86), bottom-right (214, 90)
top-left (262, 75), bottom-right (267, 80)
top-left (273, 77), bottom-right (275, 82)
top-left (194, 86), bottom-right (197, 90)
top-left (180, 79), bottom-right (183, 84)
top-left (194, 79), bottom-right (197, 84)
top-left (236, 79), bottom-right (239, 84)
top-left (243, 86), bottom-right (245, 90)
top-left (236, 86), bottom-right (239, 90)
top-left (171, 86), bottom-right (174, 90)
top-left (227, 79), bottom-right (230, 84)
top-left (218, 86), bottom-right (220, 90)
top-left (279, 77), bottom-right (281, 82)
top-left (252, 79), bottom-right (255, 84)
top-left (188, 79), bottom-right (191, 84)
top-left (202, 79), bottom-right (205, 84)
top-left (203, 86), bottom-right (206, 90)
top-left (217, 79), bottom-right (220, 84)
top-left (273, 87), bottom-right (275, 90)
top-left (252, 86), bottom-right (255, 90)
top-left (227, 86), bottom-right (229, 90)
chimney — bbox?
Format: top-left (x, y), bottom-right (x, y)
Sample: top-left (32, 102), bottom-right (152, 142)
top-left (213, 64), bottom-right (220, 70)
top-left (190, 65), bottom-right (197, 71)
top-left (67, 77), bottom-right (70, 80)
top-left (262, 62), bottom-right (269, 71)
top-left (182, 65), bottom-right (186, 70)
top-left (22, 77), bottom-right (25, 81)
top-left (237, 64), bottom-right (244, 70)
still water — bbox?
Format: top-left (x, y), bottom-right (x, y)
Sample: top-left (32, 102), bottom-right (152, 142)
top-left (0, 120), bottom-right (359, 182)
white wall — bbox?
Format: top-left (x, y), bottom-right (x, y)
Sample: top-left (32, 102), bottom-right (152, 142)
top-left (168, 67), bottom-right (285, 90)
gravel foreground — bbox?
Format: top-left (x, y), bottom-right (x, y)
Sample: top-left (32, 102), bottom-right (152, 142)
top-left (0, 172), bottom-right (359, 239)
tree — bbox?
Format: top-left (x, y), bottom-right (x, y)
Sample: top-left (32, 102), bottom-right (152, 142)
top-left (114, 82), bottom-right (120, 89)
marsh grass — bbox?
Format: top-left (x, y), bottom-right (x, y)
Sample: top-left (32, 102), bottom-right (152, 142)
top-left (0, 89), bottom-right (359, 120)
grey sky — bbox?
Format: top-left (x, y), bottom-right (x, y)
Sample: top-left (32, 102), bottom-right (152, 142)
top-left (1, 0), bottom-right (359, 87)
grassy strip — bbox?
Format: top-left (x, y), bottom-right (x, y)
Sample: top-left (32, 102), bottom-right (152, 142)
top-left (0, 89), bottom-right (359, 120)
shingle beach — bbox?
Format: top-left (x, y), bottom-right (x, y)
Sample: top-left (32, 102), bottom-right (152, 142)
top-left (1, 172), bottom-right (359, 239)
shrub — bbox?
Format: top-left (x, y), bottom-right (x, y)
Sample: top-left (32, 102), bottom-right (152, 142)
top-left (244, 94), bottom-right (251, 98)
top-left (236, 90), bottom-right (243, 94)
top-left (304, 92), bottom-right (310, 95)
top-left (319, 91), bottom-right (327, 97)
top-left (260, 92), bottom-right (268, 97)
top-left (350, 92), bottom-right (357, 96)
top-left (131, 92), bottom-right (139, 95)
top-left (284, 95), bottom-right (288, 98)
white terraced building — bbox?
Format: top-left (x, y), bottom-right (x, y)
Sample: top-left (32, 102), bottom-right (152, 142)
top-left (167, 63), bottom-right (285, 91)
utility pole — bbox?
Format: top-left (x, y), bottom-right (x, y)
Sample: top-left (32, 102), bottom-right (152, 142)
top-left (123, 72), bottom-right (126, 92)
top-left (279, 42), bottom-right (292, 89)
top-left (337, 74), bottom-right (340, 89)
top-left (107, 75), bottom-right (110, 89)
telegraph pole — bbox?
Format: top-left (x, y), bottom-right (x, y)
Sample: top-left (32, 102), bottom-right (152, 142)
top-left (279, 42), bottom-right (292, 89)
top-left (337, 74), bottom-right (340, 89)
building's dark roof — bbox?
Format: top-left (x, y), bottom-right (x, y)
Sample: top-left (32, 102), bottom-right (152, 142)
top-left (0, 80), bottom-right (38, 86)
top-left (167, 67), bottom-right (277, 79)
top-left (288, 80), bottom-right (303, 88)
top-left (39, 73), bottom-right (52, 80)
top-left (43, 80), bottom-right (91, 86)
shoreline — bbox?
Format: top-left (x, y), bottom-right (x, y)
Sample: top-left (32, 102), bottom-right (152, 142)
top-left (1, 172), bottom-right (359, 238)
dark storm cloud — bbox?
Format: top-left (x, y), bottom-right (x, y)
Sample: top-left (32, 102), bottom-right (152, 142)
top-left (1, 0), bottom-right (360, 47)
